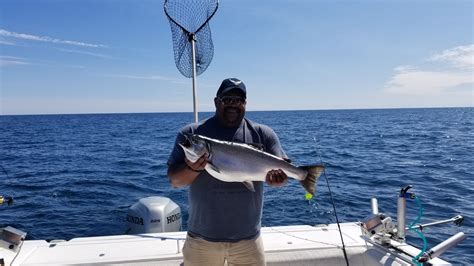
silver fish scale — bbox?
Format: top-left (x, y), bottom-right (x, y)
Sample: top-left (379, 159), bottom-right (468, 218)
top-left (204, 137), bottom-right (308, 183)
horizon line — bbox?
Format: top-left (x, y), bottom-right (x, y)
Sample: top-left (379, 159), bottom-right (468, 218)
top-left (1, 106), bottom-right (472, 117)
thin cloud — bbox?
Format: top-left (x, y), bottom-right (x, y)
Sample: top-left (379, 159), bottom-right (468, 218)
top-left (36, 59), bottom-right (87, 69)
top-left (0, 56), bottom-right (31, 67)
top-left (58, 48), bottom-right (115, 59)
top-left (384, 44), bottom-right (474, 95)
top-left (0, 39), bottom-right (16, 46)
top-left (0, 28), bottom-right (107, 48)
top-left (0, 56), bottom-right (25, 60)
top-left (0, 56), bottom-right (87, 69)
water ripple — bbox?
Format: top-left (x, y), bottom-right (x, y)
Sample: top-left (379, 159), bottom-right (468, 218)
top-left (1, 108), bottom-right (472, 263)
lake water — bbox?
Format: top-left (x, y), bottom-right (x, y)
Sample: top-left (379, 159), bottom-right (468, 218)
top-left (1, 108), bottom-right (472, 263)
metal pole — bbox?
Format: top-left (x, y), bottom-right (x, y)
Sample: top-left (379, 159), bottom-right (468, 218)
top-left (406, 215), bottom-right (463, 230)
top-left (397, 193), bottom-right (406, 240)
top-left (418, 232), bottom-right (466, 262)
top-left (397, 186), bottom-right (413, 241)
top-left (371, 198), bottom-right (379, 215)
top-left (190, 34), bottom-right (198, 123)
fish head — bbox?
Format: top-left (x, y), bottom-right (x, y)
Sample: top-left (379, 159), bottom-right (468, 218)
top-left (179, 134), bottom-right (209, 163)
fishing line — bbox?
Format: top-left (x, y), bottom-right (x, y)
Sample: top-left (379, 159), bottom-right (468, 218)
top-left (1, 165), bottom-right (10, 179)
top-left (311, 136), bottom-right (350, 266)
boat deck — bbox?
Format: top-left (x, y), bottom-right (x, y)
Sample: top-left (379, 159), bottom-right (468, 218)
top-left (1, 222), bottom-right (449, 265)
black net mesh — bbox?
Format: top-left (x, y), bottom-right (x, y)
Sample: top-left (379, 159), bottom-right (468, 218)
top-left (164, 0), bottom-right (219, 78)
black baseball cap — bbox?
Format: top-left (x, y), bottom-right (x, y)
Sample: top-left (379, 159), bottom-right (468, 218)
top-left (216, 78), bottom-right (246, 99)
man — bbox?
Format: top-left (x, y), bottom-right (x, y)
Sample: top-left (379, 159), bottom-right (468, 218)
top-left (167, 78), bottom-right (288, 266)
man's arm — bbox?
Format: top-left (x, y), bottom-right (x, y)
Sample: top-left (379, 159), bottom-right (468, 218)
top-left (167, 154), bottom-right (208, 188)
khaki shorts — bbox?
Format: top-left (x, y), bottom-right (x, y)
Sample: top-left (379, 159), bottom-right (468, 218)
top-left (182, 234), bottom-right (266, 266)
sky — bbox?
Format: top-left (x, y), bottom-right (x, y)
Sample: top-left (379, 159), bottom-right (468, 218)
top-left (0, 0), bottom-right (473, 115)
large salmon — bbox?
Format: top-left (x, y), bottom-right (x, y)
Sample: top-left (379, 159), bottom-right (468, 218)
top-left (179, 134), bottom-right (324, 195)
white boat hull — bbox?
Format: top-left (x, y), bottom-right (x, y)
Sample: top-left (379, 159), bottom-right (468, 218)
top-left (0, 222), bottom-right (450, 265)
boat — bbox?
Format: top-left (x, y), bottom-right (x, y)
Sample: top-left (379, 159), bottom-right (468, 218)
top-left (0, 2), bottom-right (468, 264)
top-left (0, 186), bottom-right (466, 265)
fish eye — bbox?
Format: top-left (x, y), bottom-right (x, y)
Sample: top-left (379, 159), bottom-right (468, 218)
top-left (181, 138), bottom-right (192, 148)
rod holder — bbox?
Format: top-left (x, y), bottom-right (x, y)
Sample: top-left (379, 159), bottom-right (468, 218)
top-left (418, 232), bottom-right (466, 262)
top-left (397, 185), bottom-right (414, 240)
top-left (371, 198), bottom-right (379, 215)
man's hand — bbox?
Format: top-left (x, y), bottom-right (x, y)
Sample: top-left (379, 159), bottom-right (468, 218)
top-left (168, 153), bottom-right (208, 188)
top-left (266, 169), bottom-right (288, 187)
top-left (185, 153), bottom-right (208, 172)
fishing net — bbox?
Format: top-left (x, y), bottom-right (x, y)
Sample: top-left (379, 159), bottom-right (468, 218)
top-left (164, 0), bottom-right (219, 78)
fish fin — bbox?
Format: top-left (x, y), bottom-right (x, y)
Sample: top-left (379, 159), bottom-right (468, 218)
top-left (242, 181), bottom-right (256, 192)
top-left (299, 165), bottom-right (325, 195)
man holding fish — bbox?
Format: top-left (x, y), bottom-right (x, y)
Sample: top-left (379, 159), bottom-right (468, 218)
top-left (167, 78), bottom-right (323, 266)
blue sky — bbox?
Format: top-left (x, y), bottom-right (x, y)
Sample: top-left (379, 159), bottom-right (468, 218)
top-left (1, 0), bottom-right (473, 115)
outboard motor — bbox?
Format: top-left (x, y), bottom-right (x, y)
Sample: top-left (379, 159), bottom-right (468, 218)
top-left (126, 196), bottom-right (181, 234)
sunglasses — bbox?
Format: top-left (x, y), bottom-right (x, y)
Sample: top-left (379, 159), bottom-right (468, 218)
top-left (218, 96), bottom-right (246, 105)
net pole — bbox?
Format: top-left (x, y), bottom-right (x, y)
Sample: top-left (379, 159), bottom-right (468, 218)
top-left (190, 34), bottom-right (198, 123)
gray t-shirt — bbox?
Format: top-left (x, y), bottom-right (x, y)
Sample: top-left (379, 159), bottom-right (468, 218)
top-left (167, 115), bottom-right (286, 242)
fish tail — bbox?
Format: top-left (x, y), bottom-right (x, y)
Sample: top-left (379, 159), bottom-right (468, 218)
top-left (300, 165), bottom-right (324, 195)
